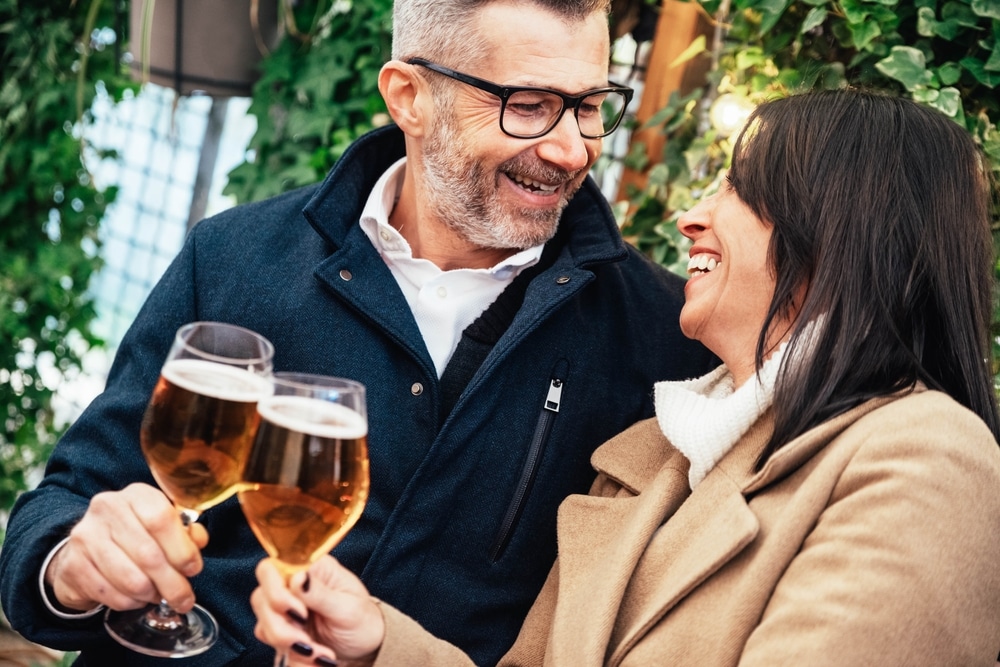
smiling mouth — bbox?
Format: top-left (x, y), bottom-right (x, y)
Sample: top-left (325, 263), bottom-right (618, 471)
top-left (687, 253), bottom-right (720, 276)
top-left (507, 172), bottom-right (560, 194)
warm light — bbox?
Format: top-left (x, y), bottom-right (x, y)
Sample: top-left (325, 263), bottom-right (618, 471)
top-left (709, 93), bottom-right (755, 137)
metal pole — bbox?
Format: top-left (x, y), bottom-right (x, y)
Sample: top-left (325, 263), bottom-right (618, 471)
top-left (187, 97), bottom-right (229, 230)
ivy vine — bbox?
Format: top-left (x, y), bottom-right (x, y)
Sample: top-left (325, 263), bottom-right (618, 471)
top-left (0, 0), bottom-right (130, 528)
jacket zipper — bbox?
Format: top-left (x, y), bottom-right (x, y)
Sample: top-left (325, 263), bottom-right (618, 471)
top-left (489, 360), bottom-right (567, 562)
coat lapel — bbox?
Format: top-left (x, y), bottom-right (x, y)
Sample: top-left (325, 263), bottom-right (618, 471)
top-left (604, 416), bottom-right (770, 664)
top-left (542, 419), bottom-right (689, 666)
top-left (549, 468), bottom-right (690, 666)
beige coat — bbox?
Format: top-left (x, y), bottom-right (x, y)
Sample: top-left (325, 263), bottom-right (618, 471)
top-left (374, 389), bottom-right (1000, 666)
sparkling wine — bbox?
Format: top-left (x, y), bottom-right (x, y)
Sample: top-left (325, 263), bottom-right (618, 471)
top-left (141, 358), bottom-right (273, 512)
top-left (239, 394), bottom-right (369, 573)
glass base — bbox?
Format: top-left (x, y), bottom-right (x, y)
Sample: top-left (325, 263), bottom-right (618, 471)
top-left (104, 602), bottom-right (218, 657)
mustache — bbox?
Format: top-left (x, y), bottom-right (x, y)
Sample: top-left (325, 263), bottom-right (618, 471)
top-left (498, 155), bottom-right (582, 184)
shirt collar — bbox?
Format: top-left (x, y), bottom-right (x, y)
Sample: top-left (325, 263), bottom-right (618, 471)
top-left (358, 157), bottom-right (543, 276)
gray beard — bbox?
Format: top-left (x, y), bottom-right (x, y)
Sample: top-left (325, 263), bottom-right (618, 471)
top-left (420, 115), bottom-right (580, 250)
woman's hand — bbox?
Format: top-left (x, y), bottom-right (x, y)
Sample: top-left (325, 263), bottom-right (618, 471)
top-left (251, 556), bottom-right (385, 665)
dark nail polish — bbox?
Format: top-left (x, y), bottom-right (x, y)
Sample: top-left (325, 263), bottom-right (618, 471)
top-left (314, 657), bottom-right (338, 667)
top-left (302, 573), bottom-right (311, 593)
top-left (287, 609), bottom-right (308, 625)
top-left (291, 642), bottom-right (314, 657)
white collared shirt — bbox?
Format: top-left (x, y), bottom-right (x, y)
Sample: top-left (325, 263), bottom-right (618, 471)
top-left (359, 158), bottom-right (544, 377)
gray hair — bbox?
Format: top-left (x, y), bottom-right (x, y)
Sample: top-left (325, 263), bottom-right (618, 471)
top-left (391, 0), bottom-right (611, 67)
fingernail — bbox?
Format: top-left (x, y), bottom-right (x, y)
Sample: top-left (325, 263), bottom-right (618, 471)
top-left (314, 657), bottom-right (338, 667)
top-left (291, 642), bottom-right (314, 657)
top-left (287, 609), bottom-right (308, 625)
top-left (302, 573), bottom-right (310, 593)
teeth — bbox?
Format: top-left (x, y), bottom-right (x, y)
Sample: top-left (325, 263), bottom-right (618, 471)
top-left (687, 254), bottom-right (719, 275)
top-left (512, 174), bottom-right (558, 193)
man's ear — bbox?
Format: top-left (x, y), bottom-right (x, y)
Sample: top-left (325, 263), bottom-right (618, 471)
top-left (379, 61), bottom-right (431, 138)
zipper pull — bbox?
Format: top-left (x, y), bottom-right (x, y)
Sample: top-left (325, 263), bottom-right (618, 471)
top-left (544, 378), bottom-right (563, 412)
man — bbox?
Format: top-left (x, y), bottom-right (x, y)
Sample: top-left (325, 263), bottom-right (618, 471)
top-left (0, 0), bottom-right (715, 664)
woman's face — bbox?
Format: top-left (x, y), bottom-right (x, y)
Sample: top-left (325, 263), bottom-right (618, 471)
top-left (676, 180), bottom-right (780, 385)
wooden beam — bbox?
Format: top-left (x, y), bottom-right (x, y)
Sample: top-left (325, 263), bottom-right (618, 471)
top-left (615, 0), bottom-right (714, 204)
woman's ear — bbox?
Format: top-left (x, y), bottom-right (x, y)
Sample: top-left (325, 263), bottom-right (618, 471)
top-left (379, 61), bottom-right (431, 138)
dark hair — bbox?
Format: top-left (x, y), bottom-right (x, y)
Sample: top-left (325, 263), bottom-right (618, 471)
top-left (726, 88), bottom-right (1000, 466)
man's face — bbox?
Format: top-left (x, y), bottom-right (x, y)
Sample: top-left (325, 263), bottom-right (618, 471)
top-left (419, 2), bottom-right (611, 251)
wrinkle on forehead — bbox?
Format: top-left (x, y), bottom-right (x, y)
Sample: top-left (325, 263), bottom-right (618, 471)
top-left (472, 3), bottom-right (610, 92)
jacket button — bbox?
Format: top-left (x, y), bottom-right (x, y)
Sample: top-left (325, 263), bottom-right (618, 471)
top-left (555, 275), bottom-right (570, 284)
top-left (339, 269), bottom-right (353, 281)
top-left (410, 382), bottom-right (423, 396)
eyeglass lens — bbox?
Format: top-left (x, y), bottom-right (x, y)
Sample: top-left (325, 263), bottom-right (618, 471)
top-left (503, 90), bottom-right (628, 138)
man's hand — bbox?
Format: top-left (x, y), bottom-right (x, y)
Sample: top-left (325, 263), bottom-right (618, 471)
top-left (45, 482), bottom-right (209, 613)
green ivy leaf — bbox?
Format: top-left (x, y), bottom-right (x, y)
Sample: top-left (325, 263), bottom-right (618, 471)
top-left (840, 0), bottom-right (871, 24)
top-left (961, 56), bottom-right (1000, 85)
top-left (971, 0), bottom-right (1000, 19)
top-left (936, 61), bottom-right (963, 84)
top-left (670, 35), bottom-right (707, 68)
top-left (985, 42), bottom-right (1000, 71)
top-left (875, 46), bottom-right (933, 89)
top-left (849, 19), bottom-right (884, 49)
top-left (801, 7), bottom-right (828, 32)
top-left (942, 1), bottom-right (981, 25)
top-left (917, 6), bottom-right (964, 38)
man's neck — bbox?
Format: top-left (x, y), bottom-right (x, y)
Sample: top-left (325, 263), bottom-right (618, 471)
top-left (390, 186), bottom-right (518, 272)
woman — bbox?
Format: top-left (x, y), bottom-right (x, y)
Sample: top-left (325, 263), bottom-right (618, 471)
top-left (250, 89), bottom-right (1000, 665)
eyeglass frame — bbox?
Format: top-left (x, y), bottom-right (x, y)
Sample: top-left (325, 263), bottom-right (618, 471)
top-left (406, 57), bottom-right (634, 139)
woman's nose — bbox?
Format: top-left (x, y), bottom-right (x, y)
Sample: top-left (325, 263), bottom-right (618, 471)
top-left (676, 196), bottom-right (714, 240)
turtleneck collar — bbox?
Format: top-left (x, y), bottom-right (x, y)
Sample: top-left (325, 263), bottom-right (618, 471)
top-left (654, 342), bottom-right (787, 490)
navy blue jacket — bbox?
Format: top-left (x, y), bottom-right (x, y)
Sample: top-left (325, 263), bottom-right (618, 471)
top-left (0, 125), bottom-right (716, 666)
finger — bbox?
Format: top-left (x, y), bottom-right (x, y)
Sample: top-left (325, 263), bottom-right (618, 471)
top-left (188, 522), bottom-right (209, 550)
top-left (123, 483), bottom-right (204, 576)
top-left (255, 559), bottom-right (310, 624)
top-left (293, 557), bottom-right (384, 659)
top-left (48, 533), bottom-right (150, 611)
top-left (251, 561), bottom-right (314, 655)
top-left (89, 487), bottom-right (197, 610)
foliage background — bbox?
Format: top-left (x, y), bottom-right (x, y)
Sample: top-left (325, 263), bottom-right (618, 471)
top-left (224, 0), bottom-right (393, 203)
top-left (0, 0), bottom-right (129, 530)
top-left (621, 0), bottom-right (1000, 266)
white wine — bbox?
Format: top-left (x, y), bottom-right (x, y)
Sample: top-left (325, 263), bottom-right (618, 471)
top-left (141, 358), bottom-right (273, 512)
top-left (239, 395), bottom-right (369, 574)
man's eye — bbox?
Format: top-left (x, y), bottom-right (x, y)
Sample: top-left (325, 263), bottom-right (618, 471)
top-left (508, 102), bottom-right (546, 115)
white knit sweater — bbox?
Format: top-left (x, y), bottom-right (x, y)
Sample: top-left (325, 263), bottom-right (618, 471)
top-left (653, 344), bottom-right (786, 490)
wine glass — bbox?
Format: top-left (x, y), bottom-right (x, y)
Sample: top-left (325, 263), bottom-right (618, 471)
top-left (105, 321), bottom-right (275, 657)
top-left (237, 373), bottom-right (370, 667)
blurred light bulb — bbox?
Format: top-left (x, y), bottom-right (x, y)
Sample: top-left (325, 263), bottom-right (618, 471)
top-left (709, 93), bottom-right (755, 137)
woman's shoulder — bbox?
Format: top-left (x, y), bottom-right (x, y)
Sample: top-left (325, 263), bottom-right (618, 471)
top-left (855, 388), bottom-right (998, 452)
top-left (830, 388), bottom-right (1000, 492)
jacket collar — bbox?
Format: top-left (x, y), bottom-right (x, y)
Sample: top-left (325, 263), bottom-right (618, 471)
top-left (299, 124), bottom-right (629, 270)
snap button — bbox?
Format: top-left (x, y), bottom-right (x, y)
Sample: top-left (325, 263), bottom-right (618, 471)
top-left (436, 286), bottom-right (447, 298)
top-left (339, 269), bottom-right (353, 281)
top-left (411, 382), bottom-right (424, 396)
top-left (555, 275), bottom-right (570, 284)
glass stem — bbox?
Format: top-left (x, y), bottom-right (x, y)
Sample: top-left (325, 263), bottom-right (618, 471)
top-left (143, 600), bottom-right (186, 633)
top-left (179, 508), bottom-right (200, 526)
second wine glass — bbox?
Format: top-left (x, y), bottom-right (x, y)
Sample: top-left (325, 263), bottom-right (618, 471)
top-left (104, 321), bottom-right (275, 657)
top-left (238, 373), bottom-right (370, 667)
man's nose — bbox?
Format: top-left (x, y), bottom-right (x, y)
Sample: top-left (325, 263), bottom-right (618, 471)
top-left (535, 109), bottom-right (593, 172)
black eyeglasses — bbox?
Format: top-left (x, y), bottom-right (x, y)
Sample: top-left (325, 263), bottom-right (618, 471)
top-left (407, 58), bottom-right (633, 139)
